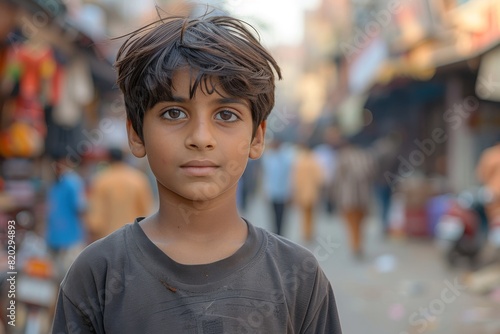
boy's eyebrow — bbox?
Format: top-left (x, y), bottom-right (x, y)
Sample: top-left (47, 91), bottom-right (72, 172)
top-left (167, 96), bottom-right (188, 103)
top-left (215, 97), bottom-right (249, 107)
top-left (167, 95), bottom-right (249, 107)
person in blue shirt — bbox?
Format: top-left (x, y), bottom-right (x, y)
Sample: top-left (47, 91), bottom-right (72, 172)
top-left (261, 138), bottom-right (295, 235)
top-left (46, 155), bottom-right (87, 277)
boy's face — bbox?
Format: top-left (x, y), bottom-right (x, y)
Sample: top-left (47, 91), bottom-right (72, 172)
top-left (127, 69), bottom-right (266, 203)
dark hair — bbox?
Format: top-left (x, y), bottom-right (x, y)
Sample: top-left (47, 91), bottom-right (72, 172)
top-left (115, 14), bottom-right (282, 141)
top-left (108, 147), bottom-right (124, 162)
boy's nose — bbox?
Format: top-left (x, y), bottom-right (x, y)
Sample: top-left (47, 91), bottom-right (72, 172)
top-left (185, 119), bottom-right (216, 150)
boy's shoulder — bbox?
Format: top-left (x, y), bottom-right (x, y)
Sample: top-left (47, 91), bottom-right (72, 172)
top-left (59, 222), bottom-right (143, 301)
top-left (64, 223), bottom-right (133, 276)
top-left (256, 225), bottom-right (322, 273)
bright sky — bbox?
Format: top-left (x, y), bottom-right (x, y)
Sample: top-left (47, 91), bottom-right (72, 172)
top-left (225, 0), bottom-right (321, 46)
top-left (108, 0), bottom-right (321, 47)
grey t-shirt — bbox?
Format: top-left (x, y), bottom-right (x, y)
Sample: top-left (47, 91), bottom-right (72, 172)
top-left (52, 219), bottom-right (342, 333)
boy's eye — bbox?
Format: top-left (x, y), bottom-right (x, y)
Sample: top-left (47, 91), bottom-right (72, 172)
top-left (162, 108), bottom-right (187, 120)
top-left (215, 110), bottom-right (238, 122)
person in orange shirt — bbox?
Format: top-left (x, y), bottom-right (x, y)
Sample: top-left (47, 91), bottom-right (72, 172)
top-left (292, 143), bottom-right (324, 242)
top-left (86, 147), bottom-right (155, 241)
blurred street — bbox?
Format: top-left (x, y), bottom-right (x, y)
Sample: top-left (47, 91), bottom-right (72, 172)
top-left (243, 189), bottom-right (500, 334)
top-left (2, 0), bottom-right (500, 333)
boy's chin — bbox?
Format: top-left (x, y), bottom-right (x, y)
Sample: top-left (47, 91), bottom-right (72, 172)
top-left (177, 185), bottom-right (234, 204)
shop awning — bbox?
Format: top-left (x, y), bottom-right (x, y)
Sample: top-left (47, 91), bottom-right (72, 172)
top-left (475, 45), bottom-right (500, 102)
top-left (14, 0), bottom-right (66, 19)
top-left (348, 36), bottom-right (388, 94)
top-left (337, 94), bottom-right (369, 136)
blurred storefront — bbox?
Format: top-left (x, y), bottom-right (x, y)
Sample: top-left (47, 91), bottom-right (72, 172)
top-left (303, 0), bottom-right (500, 237)
top-left (360, 0), bottom-right (500, 237)
top-left (339, 0), bottom-right (500, 191)
top-left (0, 0), bottom-right (117, 237)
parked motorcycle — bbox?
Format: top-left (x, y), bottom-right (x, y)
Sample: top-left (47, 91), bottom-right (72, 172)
top-left (487, 209), bottom-right (500, 263)
top-left (6, 231), bottom-right (58, 334)
top-left (435, 187), bottom-right (488, 268)
top-left (0, 158), bottom-right (57, 333)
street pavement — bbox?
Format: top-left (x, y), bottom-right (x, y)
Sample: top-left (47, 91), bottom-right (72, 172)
top-left (242, 192), bottom-right (500, 334)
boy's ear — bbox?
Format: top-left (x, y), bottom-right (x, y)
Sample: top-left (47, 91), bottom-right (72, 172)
top-left (126, 120), bottom-right (146, 158)
top-left (249, 121), bottom-right (266, 159)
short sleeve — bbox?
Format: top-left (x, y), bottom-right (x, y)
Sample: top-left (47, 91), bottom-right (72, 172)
top-left (51, 240), bottom-right (107, 334)
top-left (301, 268), bottom-right (342, 334)
top-left (52, 288), bottom-right (97, 334)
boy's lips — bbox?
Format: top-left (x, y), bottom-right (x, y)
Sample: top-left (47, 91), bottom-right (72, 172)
top-left (180, 160), bottom-right (219, 176)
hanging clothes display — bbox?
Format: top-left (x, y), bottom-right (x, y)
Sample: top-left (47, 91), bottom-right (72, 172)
top-left (44, 53), bottom-right (94, 158)
top-left (0, 42), bottom-right (96, 158)
top-left (53, 55), bottom-right (94, 127)
top-left (0, 40), bottom-right (57, 158)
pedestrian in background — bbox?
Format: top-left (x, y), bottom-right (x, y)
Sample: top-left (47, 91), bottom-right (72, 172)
top-left (313, 126), bottom-right (341, 215)
top-left (292, 143), bottom-right (324, 242)
top-left (85, 147), bottom-right (154, 241)
top-left (370, 131), bottom-right (401, 237)
top-left (333, 137), bottom-right (375, 258)
top-left (261, 138), bottom-right (295, 235)
top-left (46, 154), bottom-right (87, 278)
top-left (476, 139), bottom-right (500, 227)
top-left (237, 158), bottom-right (261, 213)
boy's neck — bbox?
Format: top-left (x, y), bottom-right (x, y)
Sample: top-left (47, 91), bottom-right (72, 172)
top-left (140, 187), bottom-right (248, 264)
top-left (160, 196), bottom-right (242, 236)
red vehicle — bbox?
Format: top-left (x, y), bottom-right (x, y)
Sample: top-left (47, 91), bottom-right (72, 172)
top-left (435, 188), bottom-right (487, 268)
top-left (487, 214), bottom-right (500, 262)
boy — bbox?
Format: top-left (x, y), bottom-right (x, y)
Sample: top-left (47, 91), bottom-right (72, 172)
top-left (52, 14), bottom-right (342, 333)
